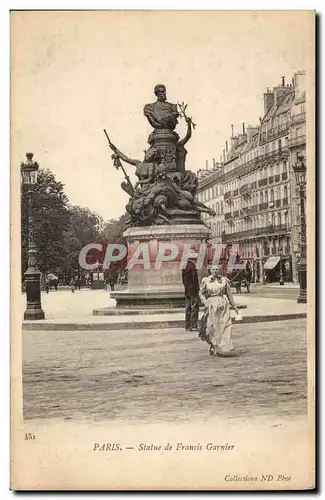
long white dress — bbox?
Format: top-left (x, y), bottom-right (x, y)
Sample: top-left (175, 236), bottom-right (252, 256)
top-left (199, 276), bottom-right (235, 353)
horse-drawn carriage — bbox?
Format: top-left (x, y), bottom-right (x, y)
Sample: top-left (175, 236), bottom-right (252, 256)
top-left (227, 266), bottom-right (252, 293)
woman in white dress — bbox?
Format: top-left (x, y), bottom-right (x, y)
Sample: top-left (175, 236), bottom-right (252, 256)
top-left (199, 264), bottom-right (240, 357)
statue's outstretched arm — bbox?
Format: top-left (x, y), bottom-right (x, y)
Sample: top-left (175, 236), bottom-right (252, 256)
top-left (178, 119), bottom-right (192, 146)
top-left (114, 147), bottom-right (139, 166)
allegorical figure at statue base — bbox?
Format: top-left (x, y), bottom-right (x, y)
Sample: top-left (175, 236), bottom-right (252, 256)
top-left (104, 84), bottom-right (216, 227)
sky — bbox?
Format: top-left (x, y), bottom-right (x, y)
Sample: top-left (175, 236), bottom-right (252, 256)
top-left (11, 10), bottom-right (314, 220)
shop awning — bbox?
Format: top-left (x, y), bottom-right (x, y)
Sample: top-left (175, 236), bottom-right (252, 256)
top-left (263, 256), bottom-right (280, 270)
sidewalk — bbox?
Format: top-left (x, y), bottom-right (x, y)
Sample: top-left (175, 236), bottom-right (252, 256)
top-left (264, 284), bottom-right (300, 289)
top-left (22, 290), bottom-right (307, 331)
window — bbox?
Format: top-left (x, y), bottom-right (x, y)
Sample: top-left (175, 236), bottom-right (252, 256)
top-left (284, 186), bottom-right (288, 199)
top-left (260, 192), bottom-right (264, 203)
top-left (278, 213), bottom-right (282, 226)
top-left (278, 139), bottom-right (282, 150)
top-left (283, 161), bottom-right (287, 173)
top-left (265, 190), bottom-right (268, 203)
top-left (270, 189), bottom-right (274, 202)
top-left (216, 202), bottom-right (219, 214)
top-left (217, 222), bottom-right (220, 235)
top-left (284, 212), bottom-right (288, 226)
top-left (220, 201), bottom-right (223, 214)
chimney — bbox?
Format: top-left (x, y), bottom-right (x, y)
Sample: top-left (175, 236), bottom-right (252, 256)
top-left (246, 125), bottom-right (259, 142)
top-left (242, 122), bottom-right (245, 134)
top-left (223, 149), bottom-right (226, 162)
top-left (282, 76), bottom-right (285, 86)
top-left (263, 88), bottom-right (274, 115)
top-left (225, 141), bottom-right (228, 153)
top-left (230, 135), bottom-right (238, 149)
top-left (213, 158), bottom-right (216, 168)
top-left (293, 70), bottom-right (306, 100)
top-left (274, 84), bottom-right (292, 106)
top-left (206, 160), bottom-right (208, 170)
top-left (231, 124), bottom-right (234, 138)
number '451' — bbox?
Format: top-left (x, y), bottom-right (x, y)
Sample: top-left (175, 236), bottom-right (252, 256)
top-left (25, 433), bottom-right (35, 440)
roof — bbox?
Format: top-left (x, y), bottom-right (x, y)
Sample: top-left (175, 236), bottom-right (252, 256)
top-left (226, 139), bottom-right (247, 163)
top-left (241, 132), bottom-right (259, 154)
top-left (262, 90), bottom-right (295, 123)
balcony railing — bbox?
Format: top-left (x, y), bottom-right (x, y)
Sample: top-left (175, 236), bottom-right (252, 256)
top-left (223, 147), bottom-right (289, 183)
top-left (275, 174), bottom-right (281, 182)
top-left (233, 189), bottom-right (239, 196)
top-left (224, 191), bottom-right (232, 200)
top-left (239, 184), bottom-right (249, 194)
top-left (225, 212), bottom-right (232, 220)
top-left (276, 199), bottom-right (281, 208)
top-left (251, 181), bottom-right (257, 189)
top-left (291, 112), bottom-right (306, 124)
top-left (282, 198), bottom-right (289, 206)
top-left (258, 178), bottom-right (268, 187)
top-left (260, 124), bottom-right (290, 143)
top-left (259, 202), bottom-right (268, 210)
top-left (268, 176), bottom-right (274, 184)
top-left (233, 210), bottom-right (239, 218)
top-left (221, 224), bottom-right (289, 242)
top-left (287, 135), bottom-right (306, 148)
top-left (282, 172), bottom-right (288, 181)
top-left (240, 207), bottom-right (251, 215)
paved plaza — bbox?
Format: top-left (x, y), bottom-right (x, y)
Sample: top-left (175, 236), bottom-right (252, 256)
top-left (21, 286), bottom-right (308, 423)
top-left (23, 318), bottom-right (307, 423)
top-left (21, 286), bottom-right (307, 330)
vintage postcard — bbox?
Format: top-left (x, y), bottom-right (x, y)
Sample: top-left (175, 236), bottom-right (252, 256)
top-left (10, 10), bottom-right (315, 490)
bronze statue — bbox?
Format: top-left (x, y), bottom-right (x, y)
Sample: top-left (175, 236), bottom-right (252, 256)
top-left (104, 86), bottom-right (215, 226)
top-left (143, 84), bottom-right (179, 131)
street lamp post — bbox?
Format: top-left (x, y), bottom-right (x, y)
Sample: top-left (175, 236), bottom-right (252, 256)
top-left (292, 153), bottom-right (307, 304)
top-left (278, 244), bottom-right (284, 285)
top-left (21, 153), bottom-right (45, 320)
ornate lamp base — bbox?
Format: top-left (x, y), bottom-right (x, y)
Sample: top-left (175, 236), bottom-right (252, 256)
top-left (297, 261), bottom-right (307, 304)
top-left (24, 268), bottom-right (45, 320)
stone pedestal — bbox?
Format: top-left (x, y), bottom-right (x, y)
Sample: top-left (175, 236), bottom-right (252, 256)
top-left (110, 224), bottom-right (210, 309)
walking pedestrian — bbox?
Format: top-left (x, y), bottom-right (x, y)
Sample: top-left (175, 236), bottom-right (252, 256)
top-left (109, 274), bottom-right (115, 291)
top-left (45, 277), bottom-right (50, 294)
top-left (70, 277), bottom-right (75, 293)
top-left (182, 259), bottom-right (199, 332)
top-left (198, 264), bottom-right (241, 357)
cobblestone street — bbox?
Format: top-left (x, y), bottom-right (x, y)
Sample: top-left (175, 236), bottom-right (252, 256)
top-left (23, 318), bottom-right (307, 424)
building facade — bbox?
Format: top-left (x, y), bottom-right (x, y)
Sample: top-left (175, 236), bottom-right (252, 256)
top-left (197, 72), bottom-right (306, 283)
top-left (288, 71), bottom-right (306, 282)
top-left (197, 160), bottom-right (225, 245)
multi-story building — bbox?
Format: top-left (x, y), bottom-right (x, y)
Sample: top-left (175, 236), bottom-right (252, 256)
top-left (197, 160), bottom-right (225, 245)
top-left (198, 72), bottom-right (306, 283)
top-left (288, 71), bottom-right (306, 282)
